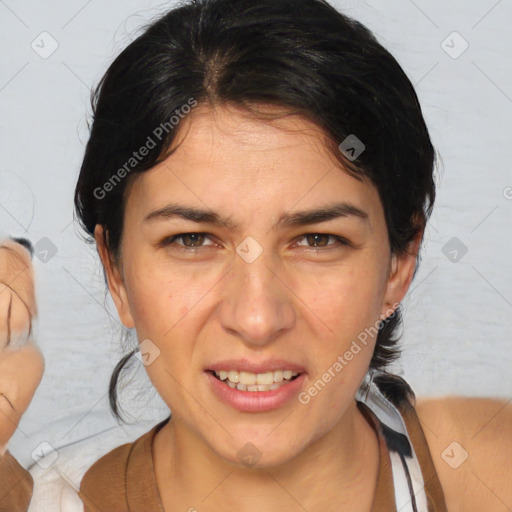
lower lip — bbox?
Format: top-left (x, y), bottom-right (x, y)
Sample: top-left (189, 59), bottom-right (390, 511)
top-left (205, 371), bottom-right (306, 412)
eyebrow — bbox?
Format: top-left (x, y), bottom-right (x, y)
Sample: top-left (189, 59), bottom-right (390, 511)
top-left (144, 201), bottom-right (370, 230)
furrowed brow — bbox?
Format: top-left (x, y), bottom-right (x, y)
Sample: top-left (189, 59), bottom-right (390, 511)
top-left (144, 204), bottom-right (237, 229)
top-left (276, 201), bottom-right (370, 229)
top-left (144, 201), bottom-right (370, 230)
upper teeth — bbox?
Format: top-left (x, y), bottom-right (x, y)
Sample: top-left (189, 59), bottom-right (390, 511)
top-left (215, 370), bottom-right (299, 385)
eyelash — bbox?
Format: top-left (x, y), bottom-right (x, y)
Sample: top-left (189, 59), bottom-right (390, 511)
top-left (160, 232), bottom-right (350, 253)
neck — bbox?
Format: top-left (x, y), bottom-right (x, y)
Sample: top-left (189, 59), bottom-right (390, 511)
top-left (153, 400), bottom-right (379, 512)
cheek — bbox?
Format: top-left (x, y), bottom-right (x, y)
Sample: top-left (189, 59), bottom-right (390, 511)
top-left (123, 272), bottom-right (170, 338)
top-left (298, 262), bottom-right (384, 338)
top-left (125, 265), bottom-right (209, 340)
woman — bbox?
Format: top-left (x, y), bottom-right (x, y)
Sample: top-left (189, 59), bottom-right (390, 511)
top-left (1, 0), bottom-right (511, 510)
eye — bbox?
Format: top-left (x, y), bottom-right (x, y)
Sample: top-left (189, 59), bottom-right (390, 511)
top-left (159, 232), bottom-right (350, 254)
top-left (161, 232), bottom-right (216, 251)
top-left (293, 233), bottom-right (350, 250)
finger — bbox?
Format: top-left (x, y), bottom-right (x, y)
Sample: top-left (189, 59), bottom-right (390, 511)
top-left (9, 237), bottom-right (34, 258)
top-left (0, 287), bottom-right (31, 352)
top-left (0, 240), bottom-right (37, 319)
top-left (0, 345), bottom-right (44, 448)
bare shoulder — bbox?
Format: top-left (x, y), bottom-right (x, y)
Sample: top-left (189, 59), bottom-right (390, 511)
top-left (415, 395), bottom-right (512, 512)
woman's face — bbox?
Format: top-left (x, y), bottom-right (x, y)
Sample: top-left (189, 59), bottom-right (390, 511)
top-left (98, 104), bottom-right (417, 467)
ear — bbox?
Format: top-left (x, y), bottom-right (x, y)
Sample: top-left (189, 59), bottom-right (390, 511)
top-left (380, 226), bottom-right (424, 320)
top-left (94, 225), bottom-right (135, 329)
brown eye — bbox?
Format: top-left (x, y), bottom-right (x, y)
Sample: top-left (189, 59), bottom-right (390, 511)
top-left (306, 234), bottom-right (329, 247)
top-left (178, 233), bottom-right (207, 247)
top-left (295, 233), bottom-right (349, 249)
top-left (161, 232), bottom-right (215, 249)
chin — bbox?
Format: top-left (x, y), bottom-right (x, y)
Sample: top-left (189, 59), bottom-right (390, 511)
top-left (210, 431), bottom-right (306, 470)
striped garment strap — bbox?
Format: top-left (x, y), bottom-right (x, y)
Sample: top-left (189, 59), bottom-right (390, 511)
top-left (356, 375), bottom-right (429, 512)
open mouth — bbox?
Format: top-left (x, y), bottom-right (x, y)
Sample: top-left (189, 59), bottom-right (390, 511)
top-left (207, 370), bottom-right (301, 392)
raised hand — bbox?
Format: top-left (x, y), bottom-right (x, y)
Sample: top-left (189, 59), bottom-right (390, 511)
top-left (0, 238), bottom-right (44, 455)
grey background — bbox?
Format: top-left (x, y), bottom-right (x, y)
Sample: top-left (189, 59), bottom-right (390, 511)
top-left (1, 0), bottom-right (511, 468)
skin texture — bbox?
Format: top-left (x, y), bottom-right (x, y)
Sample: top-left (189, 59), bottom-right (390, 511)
top-left (95, 103), bottom-right (421, 512)
top-left (0, 240), bottom-right (45, 456)
top-left (416, 396), bottom-right (512, 512)
top-left (0, 105), bottom-right (509, 511)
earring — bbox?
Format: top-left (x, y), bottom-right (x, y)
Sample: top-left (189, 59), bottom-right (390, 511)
top-left (364, 368), bottom-right (376, 401)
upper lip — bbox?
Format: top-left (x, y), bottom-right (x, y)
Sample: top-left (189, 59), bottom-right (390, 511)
top-left (207, 358), bottom-right (306, 374)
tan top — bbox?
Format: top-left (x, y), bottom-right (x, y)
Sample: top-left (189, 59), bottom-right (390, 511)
top-left (0, 398), bottom-right (448, 511)
top-left (0, 448), bottom-right (33, 512)
top-left (78, 396), bottom-right (449, 511)
top-left (357, 399), bottom-right (448, 512)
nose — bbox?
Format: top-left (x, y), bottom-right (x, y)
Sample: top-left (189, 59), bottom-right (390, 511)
top-left (218, 251), bottom-right (296, 346)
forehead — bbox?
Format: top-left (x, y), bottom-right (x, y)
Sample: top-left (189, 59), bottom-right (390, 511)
top-left (164, 103), bottom-right (344, 169)
top-left (125, 104), bottom-right (383, 227)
